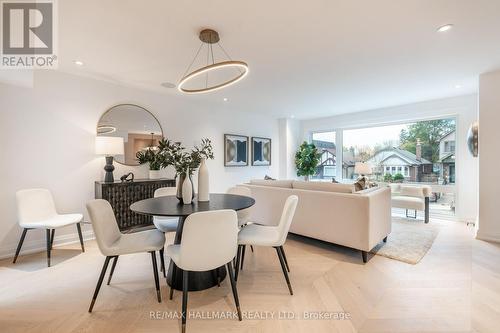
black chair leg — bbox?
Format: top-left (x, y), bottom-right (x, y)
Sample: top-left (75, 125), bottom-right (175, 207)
top-left (279, 246), bottom-right (290, 272)
top-left (170, 265), bottom-right (177, 300)
top-left (226, 262), bottom-right (242, 321)
top-left (182, 270), bottom-right (189, 333)
top-left (76, 222), bottom-right (85, 252)
top-left (159, 247), bottom-right (166, 278)
top-left (89, 256), bottom-right (111, 312)
top-left (361, 251), bottom-right (368, 263)
top-left (240, 245), bottom-right (246, 270)
top-left (107, 256), bottom-right (119, 285)
top-left (383, 236), bottom-right (388, 243)
top-left (150, 251), bottom-right (161, 303)
top-left (235, 245), bottom-right (242, 281)
top-left (46, 229), bottom-right (51, 267)
top-left (275, 247), bottom-right (293, 295)
top-left (50, 229), bottom-right (55, 250)
top-left (250, 245), bottom-right (254, 253)
top-left (13, 228), bottom-right (28, 263)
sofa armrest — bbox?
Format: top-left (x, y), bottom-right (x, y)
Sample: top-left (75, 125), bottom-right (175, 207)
top-left (365, 186), bottom-right (392, 250)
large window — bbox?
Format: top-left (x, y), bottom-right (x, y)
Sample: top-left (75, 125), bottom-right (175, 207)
top-left (311, 131), bottom-right (336, 181)
top-left (311, 118), bottom-right (457, 217)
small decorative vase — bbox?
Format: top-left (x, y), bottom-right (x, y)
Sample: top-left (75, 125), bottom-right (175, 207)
top-left (198, 158), bottom-right (209, 202)
top-left (176, 173), bottom-right (194, 203)
top-left (182, 168), bottom-right (193, 205)
top-left (149, 170), bottom-right (161, 179)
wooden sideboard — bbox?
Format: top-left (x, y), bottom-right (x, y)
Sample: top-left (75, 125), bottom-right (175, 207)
top-left (95, 178), bottom-right (176, 231)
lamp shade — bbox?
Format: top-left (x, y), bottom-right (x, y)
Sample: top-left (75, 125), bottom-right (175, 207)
top-left (95, 136), bottom-right (124, 155)
top-left (354, 162), bottom-right (372, 175)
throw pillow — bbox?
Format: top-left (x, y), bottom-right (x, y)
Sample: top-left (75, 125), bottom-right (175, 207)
top-left (264, 175), bottom-right (276, 180)
top-left (354, 177), bottom-right (366, 192)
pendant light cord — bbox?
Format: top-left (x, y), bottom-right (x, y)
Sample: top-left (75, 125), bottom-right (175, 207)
top-left (217, 42), bottom-right (243, 74)
top-left (182, 42), bottom-right (204, 79)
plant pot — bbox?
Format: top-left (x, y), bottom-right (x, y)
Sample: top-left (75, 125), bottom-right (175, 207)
top-left (197, 158), bottom-right (209, 202)
top-left (149, 170), bottom-right (162, 179)
top-left (176, 173), bottom-right (194, 203)
top-left (182, 168), bottom-right (193, 205)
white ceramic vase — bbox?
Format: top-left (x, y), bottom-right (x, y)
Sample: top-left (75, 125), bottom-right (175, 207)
top-left (149, 170), bottom-right (161, 179)
top-left (182, 168), bottom-right (193, 205)
top-left (198, 158), bottom-right (209, 202)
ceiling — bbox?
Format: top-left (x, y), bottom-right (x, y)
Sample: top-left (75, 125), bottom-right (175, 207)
top-left (57, 0), bottom-right (500, 119)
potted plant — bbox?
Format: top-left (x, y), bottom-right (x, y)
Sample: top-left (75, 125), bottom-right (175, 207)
top-left (295, 141), bottom-right (321, 181)
top-left (158, 138), bottom-right (214, 202)
top-left (136, 147), bottom-right (164, 179)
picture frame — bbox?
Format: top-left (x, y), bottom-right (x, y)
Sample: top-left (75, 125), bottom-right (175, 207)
top-left (251, 137), bottom-right (272, 166)
top-left (224, 134), bottom-right (249, 166)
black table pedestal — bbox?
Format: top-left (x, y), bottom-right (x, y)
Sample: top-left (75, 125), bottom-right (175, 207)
top-left (166, 216), bottom-right (227, 291)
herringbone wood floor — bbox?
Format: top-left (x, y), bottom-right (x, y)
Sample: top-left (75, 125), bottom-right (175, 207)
top-left (0, 219), bottom-right (498, 333)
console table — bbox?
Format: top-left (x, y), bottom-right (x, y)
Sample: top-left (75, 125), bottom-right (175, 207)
top-left (95, 178), bottom-right (175, 231)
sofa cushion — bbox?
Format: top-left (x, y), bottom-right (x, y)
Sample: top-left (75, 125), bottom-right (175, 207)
top-left (392, 195), bottom-right (425, 210)
top-left (249, 179), bottom-right (293, 188)
top-left (292, 181), bottom-right (354, 193)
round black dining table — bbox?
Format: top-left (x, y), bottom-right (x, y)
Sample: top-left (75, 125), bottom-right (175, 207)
top-left (130, 193), bottom-right (255, 291)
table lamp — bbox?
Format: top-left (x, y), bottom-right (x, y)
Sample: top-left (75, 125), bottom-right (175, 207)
top-left (95, 136), bottom-right (124, 183)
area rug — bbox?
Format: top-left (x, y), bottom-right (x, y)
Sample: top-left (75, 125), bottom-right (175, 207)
top-left (370, 217), bottom-right (440, 264)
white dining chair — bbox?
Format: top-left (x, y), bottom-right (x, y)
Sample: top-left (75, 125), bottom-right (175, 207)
top-left (226, 186), bottom-right (254, 269)
top-left (153, 187), bottom-right (179, 277)
top-left (14, 188), bottom-right (85, 267)
top-left (166, 210), bottom-right (241, 333)
top-left (235, 195), bottom-right (298, 295)
top-left (86, 199), bottom-right (166, 312)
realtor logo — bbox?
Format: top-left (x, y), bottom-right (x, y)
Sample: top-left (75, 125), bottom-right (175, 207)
top-left (1, 0), bottom-right (57, 68)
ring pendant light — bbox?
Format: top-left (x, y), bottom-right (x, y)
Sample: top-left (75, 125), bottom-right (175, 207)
top-left (178, 29), bottom-right (248, 94)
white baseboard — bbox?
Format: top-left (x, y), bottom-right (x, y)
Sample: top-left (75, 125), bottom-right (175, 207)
top-left (0, 230), bottom-right (95, 260)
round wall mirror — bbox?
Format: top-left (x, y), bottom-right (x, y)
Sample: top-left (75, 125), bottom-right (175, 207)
top-left (97, 104), bottom-right (163, 166)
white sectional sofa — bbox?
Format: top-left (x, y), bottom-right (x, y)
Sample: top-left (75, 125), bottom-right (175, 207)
top-left (242, 180), bottom-right (392, 263)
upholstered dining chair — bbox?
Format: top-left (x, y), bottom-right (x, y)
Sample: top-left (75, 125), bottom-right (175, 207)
top-left (153, 187), bottom-right (179, 277)
top-left (166, 210), bottom-right (241, 333)
top-left (226, 186), bottom-right (254, 269)
top-left (86, 199), bottom-right (166, 312)
top-left (14, 188), bottom-right (85, 267)
top-left (235, 195), bottom-right (298, 295)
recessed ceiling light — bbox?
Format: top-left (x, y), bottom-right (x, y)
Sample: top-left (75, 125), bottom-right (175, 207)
top-left (455, 84), bottom-right (462, 89)
top-left (161, 82), bottom-right (176, 89)
top-left (437, 24), bottom-right (453, 32)
top-left (223, 98), bottom-right (228, 102)
top-left (74, 60), bottom-right (84, 66)
top-left (290, 115), bottom-right (295, 119)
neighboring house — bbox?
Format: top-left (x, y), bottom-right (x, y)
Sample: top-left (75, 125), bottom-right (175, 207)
top-left (312, 140), bottom-right (337, 179)
top-left (367, 146), bottom-right (433, 182)
top-left (342, 150), bottom-right (356, 179)
top-left (438, 130), bottom-right (456, 184)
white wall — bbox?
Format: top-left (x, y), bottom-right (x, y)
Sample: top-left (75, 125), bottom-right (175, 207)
top-left (278, 118), bottom-right (301, 179)
top-left (0, 71), bottom-right (279, 258)
top-left (300, 95), bottom-right (479, 223)
top-left (477, 70), bottom-right (500, 242)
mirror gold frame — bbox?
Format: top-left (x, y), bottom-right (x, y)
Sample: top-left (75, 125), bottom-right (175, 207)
top-left (97, 103), bottom-right (163, 166)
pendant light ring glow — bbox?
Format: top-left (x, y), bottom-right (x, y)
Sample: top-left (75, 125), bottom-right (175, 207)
top-left (178, 60), bottom-right (249, 94)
